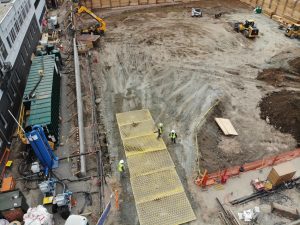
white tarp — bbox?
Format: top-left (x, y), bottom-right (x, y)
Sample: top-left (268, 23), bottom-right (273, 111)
top-left (238, 207), bottom-right (260, 222)
top-left (0, 219), bottom-right (9, 225)
top-left (23, 205), bottom-right (54, 225)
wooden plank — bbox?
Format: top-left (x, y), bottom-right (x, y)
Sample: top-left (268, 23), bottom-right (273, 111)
top-left (271, 202), bottom-right (300, 220)
top-left (215, 118), bottom-right (238, 136)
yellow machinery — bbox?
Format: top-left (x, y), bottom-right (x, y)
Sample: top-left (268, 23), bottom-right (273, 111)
top-left (75, 6), bottom-right (106, 35)
top-left (285, 23), bottom-right (300, 39)
top-left (234, 20), bottom-right (259, 38)
top-left (17, 103), bottom-right (27, 144)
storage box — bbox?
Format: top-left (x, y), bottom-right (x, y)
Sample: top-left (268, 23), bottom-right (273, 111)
top-left (267, 162), bottom-right (296, 186)
top-left (0, 190), bottom-right (28, 222)
top-left (0, 177), bottom-right (16, 192)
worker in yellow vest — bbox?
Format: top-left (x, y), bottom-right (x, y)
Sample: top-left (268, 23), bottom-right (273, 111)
top-left (118, 159), bottom-right (125, 175)
top-left (169, 130), bottom-right (177, 143)
top-left (155, 123), bottom-right (163, 139)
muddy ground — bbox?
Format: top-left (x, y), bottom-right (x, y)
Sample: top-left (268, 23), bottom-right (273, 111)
top-left (260, 90), bottom-right (300, 143)
top-left (87, 0), bottom-right (300, 224)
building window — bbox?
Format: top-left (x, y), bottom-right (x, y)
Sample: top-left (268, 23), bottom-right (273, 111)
top-left (25, 3), bottom-right (29, 13)
top-left (31, 26), bottom-right (36, 34)
top-left (21, 7), bottom-right (26, 20)
top-left (21, 54), bottom-right (25, 66)
top-left (9, 28), bottom-right (17, 43)
top-left (19, 13), bottom-right (24, 26)
top-left (24, 46), bottom-right (28, 56)
top-left (7, 93), bottom-right (14, 107)
top-left (0, 114), bottom-right (8, 129)
top-left (34, 0), bottom-right (40, 9)
top-left (29, 29), bottom-right (33, 40)
top-left (15, 71), bottom-right (21, 83)
top-left (6, 37), bottom-right (12, 48)
top-left (33, 22), bottom-right (37, 33)
top-left (15, 20), bottom-right (20, 33)
top-left (0, 37), bottom-right (8, 59)
top-left (39, 6), bottom-right (46, 25)
top-left (11, 85), bottom-right (16, 97)
top-left (27, 37), bottom-right (31, 48)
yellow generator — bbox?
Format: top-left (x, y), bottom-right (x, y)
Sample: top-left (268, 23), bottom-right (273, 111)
top-left (234, 20), bottom-right (259, 38)
top-left (285, 24), bottom-right (300, 39)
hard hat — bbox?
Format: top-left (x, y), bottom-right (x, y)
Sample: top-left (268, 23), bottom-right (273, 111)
top-left (120, 159), bottom-right (124, 164)
top-left (171, 130), bottom-right (175, 133)
top-left (158, 123), bottom-right (163, 127)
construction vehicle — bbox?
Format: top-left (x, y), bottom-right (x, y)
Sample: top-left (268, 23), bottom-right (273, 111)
top-left (191, 8), bottom-right (203, 17)
top-left (75, 6), bottom-right (106, 35)
top-left (234, 20), bottom-right (259, 38)
top-left (215, 13), bottom-right (222, 19)
top-left (285, 23), bottom-right (300, 39)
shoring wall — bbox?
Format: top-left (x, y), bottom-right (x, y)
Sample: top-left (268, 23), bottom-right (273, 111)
top-left (80, 0), bottom-right (300, 23)
top-left (80, 0), bottom-right (193, 9)
top-left (240, 0), bottom-right (300, 23)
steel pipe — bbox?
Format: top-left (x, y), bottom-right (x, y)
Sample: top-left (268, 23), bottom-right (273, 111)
top-left (73, 38), bottom-right (86, 176)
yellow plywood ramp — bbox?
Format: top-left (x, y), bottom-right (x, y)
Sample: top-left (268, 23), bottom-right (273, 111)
top-left (116, 109), bottom-right (196, 225)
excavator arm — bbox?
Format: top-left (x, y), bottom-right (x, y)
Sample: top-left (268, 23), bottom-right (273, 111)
top-left (76, 6), bottom-right (106, 34)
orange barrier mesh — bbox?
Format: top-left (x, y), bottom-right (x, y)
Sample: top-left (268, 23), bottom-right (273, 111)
top-left (196, 148), bottom-right (300, 187)
top-left (0, 148), bottom-right (10, 181)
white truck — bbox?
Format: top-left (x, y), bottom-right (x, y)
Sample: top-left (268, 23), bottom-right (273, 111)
top-left (65, 215), bottom-right (89, 225)
top-left (191, 8), bottom-right (203, 17)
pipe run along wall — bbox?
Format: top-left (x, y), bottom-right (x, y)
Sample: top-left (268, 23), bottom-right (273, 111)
top-left (73, 38), bottom-right (86, 176)
top-left (240, 0), bottom-right (300, 22)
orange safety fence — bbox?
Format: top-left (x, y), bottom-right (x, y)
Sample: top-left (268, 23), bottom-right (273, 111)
top-left (0, 148), bottom-right (10, 182)
top-left (196, 148), bottom-right (300, 187)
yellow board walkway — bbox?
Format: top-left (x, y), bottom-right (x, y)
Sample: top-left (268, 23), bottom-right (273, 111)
top-left (116, 109), bottom-right (196, 225)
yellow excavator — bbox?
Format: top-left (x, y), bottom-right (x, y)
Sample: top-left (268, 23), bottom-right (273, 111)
top-left (234, 20), bottom-right (259, 38)
top-left (285, 23), bottom-right (300, 39)
top-left (75, 6), bottom-right (106, 35)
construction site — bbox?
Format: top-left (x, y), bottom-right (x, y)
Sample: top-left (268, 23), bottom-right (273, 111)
top-left (0, 0), bottom-right (299, 224)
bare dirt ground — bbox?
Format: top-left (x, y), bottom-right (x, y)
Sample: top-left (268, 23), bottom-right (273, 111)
top-left (88, 0), bottom-right (300, 224)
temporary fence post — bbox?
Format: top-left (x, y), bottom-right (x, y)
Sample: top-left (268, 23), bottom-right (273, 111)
top-left (115, 190), bottom-right (119, 210)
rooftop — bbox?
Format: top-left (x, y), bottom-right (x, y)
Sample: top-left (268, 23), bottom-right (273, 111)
top-left (0, 2), bottom-right (13, 23)
top-left (23, 55), bottom-right (58, 127)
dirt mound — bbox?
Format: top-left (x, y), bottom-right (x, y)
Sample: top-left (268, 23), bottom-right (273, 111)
top-left (289, 57), bottom-right (300, 73)
top-left (257, 68), bottom-right (286, 87)
top-left (257, 67), bottom-right (300, 87)
top-left (259, 90), bottom-right (300, 142)
top-left (197, 103), bottom-right (224, 171)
